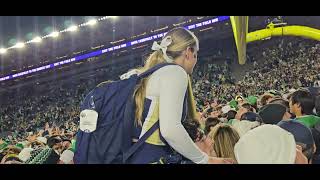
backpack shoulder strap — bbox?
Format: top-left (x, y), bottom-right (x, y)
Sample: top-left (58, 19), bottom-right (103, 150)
top-left (138, 63), bottom-right (177, 79)
top-left (122, 121), bottom-right (160, 163)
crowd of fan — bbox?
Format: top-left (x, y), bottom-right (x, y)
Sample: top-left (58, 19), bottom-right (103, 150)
top-left (1, 37), bottom-right (320, 164)
top-left (193, 37), bottom-right (320, 110)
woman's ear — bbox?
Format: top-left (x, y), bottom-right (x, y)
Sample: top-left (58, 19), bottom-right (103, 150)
top-left (185, 47), bottom-right (193, 59)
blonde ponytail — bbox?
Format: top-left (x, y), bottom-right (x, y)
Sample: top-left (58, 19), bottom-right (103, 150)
top-left (133, 51), bottom-right (166, 126)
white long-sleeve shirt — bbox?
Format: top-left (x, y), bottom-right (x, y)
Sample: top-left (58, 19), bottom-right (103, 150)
top-left (143, 65), bottom-right (209, 164)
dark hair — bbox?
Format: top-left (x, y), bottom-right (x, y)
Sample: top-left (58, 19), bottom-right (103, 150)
top-left (241, 103), bottom-right (252, 111)
top-left (182, 120), bottom-right (203, 142)
top-left (260, 94), bottom-right (274, 106)
top-left (207, 107), bottom-right (214, 114)
top-left (47, 135), bottom-right (62, 148)
top-left (62, 138), bottom-right (71, 144)
top-left (290, 89), bottom-right (315, 115)
top-left (204, 117), bottom-right (220, 135)
top-left (315, 96), bottom-right (320, 116)
top-left (226, 110), bottom-right (237, 120)
top-left (269, 98), bottom-right (290, 109)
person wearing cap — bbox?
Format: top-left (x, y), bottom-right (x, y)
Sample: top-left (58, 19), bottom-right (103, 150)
top-left (229, 118), bottom-right (260, 137)
top-left (47, 135), bottom-right (63, 156)
top-left (259, 103), bottom-right (292, 124)
top-left (246, 95), bottom-right (258, 111)
top-left (226, 110), bottom-right (237, 121)
top-left (240, 112), bottom-right (263, 123)
top-left (235, 95), bottom-right (245, 105)
top-left (289, 89), bottom-right (320, 128)
top-left (235, 103), bottom-right (253, 120)
top-left (234, 124), bottom-right (308, 164)
top-left (278, 120), bottom-right (316, 164)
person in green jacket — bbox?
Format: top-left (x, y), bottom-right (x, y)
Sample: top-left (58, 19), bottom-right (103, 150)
top-left (289, 89), bottom-right (320, 128)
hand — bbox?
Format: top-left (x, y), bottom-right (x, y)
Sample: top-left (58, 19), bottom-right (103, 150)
top-left (208, 157), bottom-right (235, 164)
top-left (295, 145), bottom-right (308, 164)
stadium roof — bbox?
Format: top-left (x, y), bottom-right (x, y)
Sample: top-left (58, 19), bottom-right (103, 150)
top-left (0, 16), bottom-right (319, 82)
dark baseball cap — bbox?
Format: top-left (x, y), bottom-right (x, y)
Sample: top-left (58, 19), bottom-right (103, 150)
top-left (259, 103), bottom-right (287, 124)
top-left (278, 120), bottom-right (315, 146)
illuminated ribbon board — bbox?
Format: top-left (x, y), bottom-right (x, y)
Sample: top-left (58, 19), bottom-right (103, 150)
top-left (0, 16), bottom-right (230, 82)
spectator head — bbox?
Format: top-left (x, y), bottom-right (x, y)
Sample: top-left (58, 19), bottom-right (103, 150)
top-left (61, 137), bottom-right (72, 151)
top-left (314, 95), bottom-right (320, 116)
top-left (235, 103), bottom-right (252, 120)
top-left (235, 95), bottom-right (244, 104)
top-left (47, 135), bottom-right (63, 152)
top-left (221, 105), bottom-right (236, 116)
top-left (259, 103), bottom-right (292, 124)
top-left (226, 110), bottom-right (237, 121)
top-left (134, 27), bottom-right (199, 126)
top-left (240, 102), bottom-right (254, 112)
top-left (269, 98), bottom-right (290, 109)
top-left (204, 117), bottom-right (221, 135)
top-left (260, 93), bottom-right (274, 106)
top-left (182, 119), bottom-right (213, 156)
top-left (240, 112), bottom-right (263, 123)
top-left (234, 124), bottom-right (306, 164)
top-left (289, 89), bottom-right (315, 117)
top-left (278, 120), bottom-right (316, 163)
top-left (246, 96), bottom-right (258, 110)
top-left (208, 124), bottom-right (240, 161)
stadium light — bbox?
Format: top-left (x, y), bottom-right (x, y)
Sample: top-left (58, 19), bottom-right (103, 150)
top-left (14, 42), bottom-right (25, 48)
top-left (49, 31), bottom-right (59, 38)
top-left (31, 36), bottom-right (42, 43)
top-left (67, 25), bottom-right (78, 32)
top-left (109, 16), bottom-right (118, 19)
top-left (0, 48), bottom-right (7, 54)
top-left (87, 19), bottom-right (97, 26)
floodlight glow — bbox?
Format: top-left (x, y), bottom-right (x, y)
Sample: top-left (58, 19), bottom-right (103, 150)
top-left (49, 31), bottom-right (59, 37)
top-left (87, 19), bottom-right (97, 26)
top-left (67, 25), bottom-right (78, 32)
top-left (31, 36), bottom-right (42, 43)
top-left (0, 48), bottom-right (7, 54)
top-left (15, 42), bottom-right (25, 48)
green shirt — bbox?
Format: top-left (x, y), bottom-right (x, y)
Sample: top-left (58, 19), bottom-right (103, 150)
top-left (296, 115), bottom-right (320, 128)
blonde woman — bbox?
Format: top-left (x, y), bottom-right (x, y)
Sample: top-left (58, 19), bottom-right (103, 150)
top-left (128, 27), bottom-right (233, 164)
top-left (208, 124), bottom-right (240, 161)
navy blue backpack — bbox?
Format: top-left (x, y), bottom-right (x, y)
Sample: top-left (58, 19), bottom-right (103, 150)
top-left (74, 63), bottom-right (176, 164)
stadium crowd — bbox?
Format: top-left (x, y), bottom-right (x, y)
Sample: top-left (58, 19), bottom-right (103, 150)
top-left (1, 37), bottom-right (320, 164)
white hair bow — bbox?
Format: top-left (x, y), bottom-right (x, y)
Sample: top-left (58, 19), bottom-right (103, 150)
top-left (151, 36), bottom-right (173, 63)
